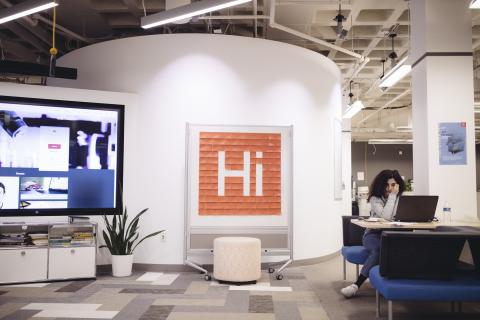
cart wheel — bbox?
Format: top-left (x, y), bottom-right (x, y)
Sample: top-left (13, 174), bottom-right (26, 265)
top-left (204, 274), bottom-right (212, 281)
top-left (276, 274), bottom-right (283, 280)
top-left (268, 267), bottom-right (275, 274)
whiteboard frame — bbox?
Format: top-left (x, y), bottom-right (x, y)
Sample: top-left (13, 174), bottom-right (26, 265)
top-left (184, 123), bottom-right (294, 266)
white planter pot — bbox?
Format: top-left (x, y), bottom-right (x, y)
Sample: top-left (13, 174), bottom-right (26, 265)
top-left (111, 254), bottom-right (133, 277)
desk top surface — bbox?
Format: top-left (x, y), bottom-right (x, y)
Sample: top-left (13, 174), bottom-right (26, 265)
top-left (351, 218), bottom-right (480, 230)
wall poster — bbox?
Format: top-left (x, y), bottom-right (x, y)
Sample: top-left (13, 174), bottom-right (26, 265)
top-left (439, 122), bottom-right (467, 165)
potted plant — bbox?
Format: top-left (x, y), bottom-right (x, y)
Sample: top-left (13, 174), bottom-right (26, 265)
top-left (101, 208), bottom-right (164, 277)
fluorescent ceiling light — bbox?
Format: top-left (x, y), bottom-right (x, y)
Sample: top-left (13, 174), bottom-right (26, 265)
top-left (0, 0), bottom-right (58, 25)
top-left (471, 0), bottom-right (480, 8)
top-left (396, 125), bottom-right (412, 132)
top-left (141, 0), bottom-right (252, 29)
top-left (379, 56), bottom-right (411, 88)
top-left (368, 139), bottom-right (413, 145)
top-left (343, 100), bottom-right (364, 119)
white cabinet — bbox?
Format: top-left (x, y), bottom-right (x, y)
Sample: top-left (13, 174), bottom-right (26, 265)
top-left (49, 247), bottom-right (96, 280)
top-left (0, 222), bottom-right (96, 284)
top-left (0, 248), bottom-right (48, 284)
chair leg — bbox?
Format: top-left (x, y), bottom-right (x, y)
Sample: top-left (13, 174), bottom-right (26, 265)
top-left (451, 301), bottom-right (455, 312)
top-left (356, 264), bottom-right (359, 278)
top-left (388, 300), bottom-right (393, 320)
top-left (343, 257), bottom-right (346, 280)
top-left (376, 290), bottom-right (381, 318)
top-left (458, 302), bottom-right (462, 313)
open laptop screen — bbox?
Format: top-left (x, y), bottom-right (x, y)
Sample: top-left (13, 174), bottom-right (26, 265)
top-left (394, 195), bottom-right (439, 222)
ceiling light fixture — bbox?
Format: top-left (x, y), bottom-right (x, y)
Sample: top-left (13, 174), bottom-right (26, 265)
top-left (333, 3), bottom-right (346, 37)
top-left (470, 0), bottom-right (480, 8)
top-left (343, 80), bottom-right (365, 119)
top-left (379, 55), bottom-right (411, 88)
top-left (0, 0), bottom-right (58, 25)
top-left (141, 0), bottom-right (252, 29)
top-left (368, 139), bottom-right (413, 145)
top-left (343, 100), bottom-right (365, 119)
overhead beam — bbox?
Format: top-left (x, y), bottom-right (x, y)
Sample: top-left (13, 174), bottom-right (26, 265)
top-left (122, 0), bottom-right (142, 17)
top-left (3, 21), bottom-right (49, 53)
top-left (0, 39), bottom-right (37, 61)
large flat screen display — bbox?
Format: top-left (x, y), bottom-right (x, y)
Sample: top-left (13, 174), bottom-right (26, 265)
top-left (0, 96), bottom-right (124, 216)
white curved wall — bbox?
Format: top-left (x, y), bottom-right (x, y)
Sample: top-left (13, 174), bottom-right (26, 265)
top-left (49, 34), bottom-right (343, 263)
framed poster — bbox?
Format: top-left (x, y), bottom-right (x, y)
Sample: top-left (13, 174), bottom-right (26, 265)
top-left (439, 122), bottom-right (467, 165)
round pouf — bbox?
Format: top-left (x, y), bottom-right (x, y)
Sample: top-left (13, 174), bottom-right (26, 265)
top-left (213, 237), bottom-right (261, 284)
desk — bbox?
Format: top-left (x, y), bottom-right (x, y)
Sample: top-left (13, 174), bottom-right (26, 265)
top-left (351, 219), bottom-right (438, 230)
top-left (351, 218), bottom-right (480, 230)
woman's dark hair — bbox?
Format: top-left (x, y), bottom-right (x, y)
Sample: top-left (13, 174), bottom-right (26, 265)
top-left (0, 182), bottom-right (4, 193)
top-left (368, 169), bottom-right (405, 201)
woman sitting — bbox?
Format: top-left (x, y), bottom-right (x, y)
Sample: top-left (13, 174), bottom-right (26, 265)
top-left (341, 169), bottom-right (405, 298)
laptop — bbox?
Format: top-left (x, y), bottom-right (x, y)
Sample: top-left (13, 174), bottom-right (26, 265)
top-left (394, 195), bottom-right (439, 222)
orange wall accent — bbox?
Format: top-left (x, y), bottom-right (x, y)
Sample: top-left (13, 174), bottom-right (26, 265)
top-left (199, 132), bottom-right (281, 215)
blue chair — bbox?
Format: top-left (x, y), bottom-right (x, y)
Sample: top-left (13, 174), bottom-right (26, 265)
top-left (341, 216), bottom-right (369, 280)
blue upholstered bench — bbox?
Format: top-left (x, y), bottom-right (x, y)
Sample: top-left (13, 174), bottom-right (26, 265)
top-left (369, 231), bottom-right (480, 320)
top-left (370, 266), bottom-right (480, 319)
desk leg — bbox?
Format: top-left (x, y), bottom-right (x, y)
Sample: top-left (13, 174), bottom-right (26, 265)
top-left (376, 290), bottom-right (380, 318)
top-left (343, 258), bottom-right (346, 280)
top-left (388, 300), bottom-right (393, 320)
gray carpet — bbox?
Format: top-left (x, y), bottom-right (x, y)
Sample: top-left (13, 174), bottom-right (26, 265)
top-left (0, 254), bottom-right (478, 319)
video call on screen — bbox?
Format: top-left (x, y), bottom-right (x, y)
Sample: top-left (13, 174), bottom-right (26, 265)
top-left (0, 102), bottom-right (119, 211)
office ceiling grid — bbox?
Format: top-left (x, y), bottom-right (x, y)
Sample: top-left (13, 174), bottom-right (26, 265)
top-left (0, 0), bottom-right (479, 141)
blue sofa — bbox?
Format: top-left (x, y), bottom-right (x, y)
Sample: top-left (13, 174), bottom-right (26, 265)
top-left (369, 231), bottom-right (480, 320)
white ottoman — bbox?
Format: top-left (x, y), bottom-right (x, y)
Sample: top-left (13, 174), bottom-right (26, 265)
top-left (213, 237), bottom-right (261, 284)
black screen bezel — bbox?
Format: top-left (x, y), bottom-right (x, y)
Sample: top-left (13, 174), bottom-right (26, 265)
top-left (0, 95), bottom-right (124, 216)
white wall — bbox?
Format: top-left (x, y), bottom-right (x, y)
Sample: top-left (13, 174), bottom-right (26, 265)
top-left (44, 34), bottom-right (341, 263)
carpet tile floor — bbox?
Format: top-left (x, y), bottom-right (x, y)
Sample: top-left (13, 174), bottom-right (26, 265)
top-left (1, 257), bottom-right (480, 320)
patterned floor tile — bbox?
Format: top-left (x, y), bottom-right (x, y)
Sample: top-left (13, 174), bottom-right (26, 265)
top-left (83, 288), bottom-right (137, 311)
top-left (55, 280), bottom-right (95, 292)
top-left (0, 302), bottom-right (27, 319)
top-left (136, 272), bottom-right (164, 282)
top-left (1, 309), bottom-right (38, 320)
top-left (153, 298), bottom-right (226, 306)
top-left (3, 283), bottom-right (50, 288)
top-left (110, 296), bottom-right (155, 320)
top-left (249, 295), bottom-right (274, 313)
top-left (273, 301), bottom-right (304, 320)
top-left (120, 288), bottom-right (185, 294)
top-left (22, 303), bottom-right (102, 310)
top-left (184, 281), bottom-right (210, 295)
top-left (139, 305), bottom-right (173, 320)
top-left (166, 312), bottom-right (275, 320)
top-left (32, 309), bottom-right (118, 318)
top-left (229, 282), bottom-right (292, 292)
top-left (298, 305), bottom-right (330, 320)
top-left (151, 274), bottom-right (179, 286)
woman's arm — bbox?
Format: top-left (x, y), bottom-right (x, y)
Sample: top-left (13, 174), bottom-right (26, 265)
top-left (370, 193), bottom-right (398, 220)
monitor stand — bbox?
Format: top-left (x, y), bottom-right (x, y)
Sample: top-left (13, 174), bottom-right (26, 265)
top-left (68, 216), bottom-right (90, 224)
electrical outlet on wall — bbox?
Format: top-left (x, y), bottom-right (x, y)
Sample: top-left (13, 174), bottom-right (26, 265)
top-left (160, 231), bottom-right (166, 242)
